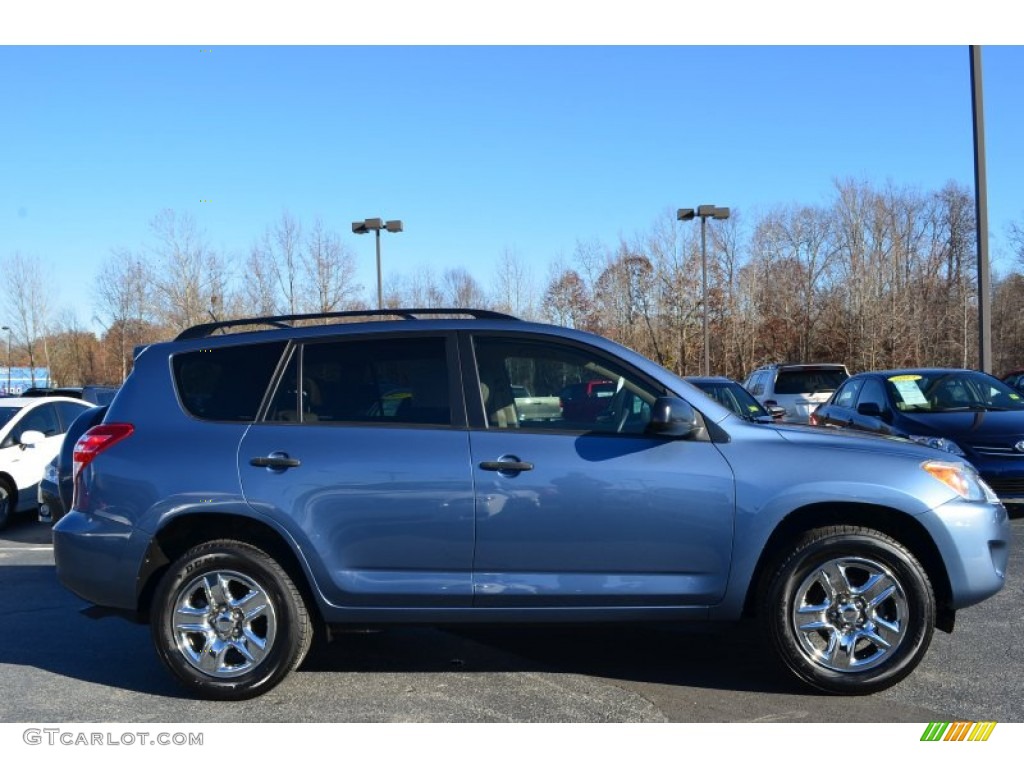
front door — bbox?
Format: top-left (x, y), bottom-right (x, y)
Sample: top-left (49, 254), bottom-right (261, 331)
top-left (467, 334), bottom-right (735, 608)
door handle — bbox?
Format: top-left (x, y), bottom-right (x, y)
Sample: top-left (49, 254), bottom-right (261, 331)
top-left (479, 460), bottom-right (534, 472)
top-left (250, 455), bottom-right (301, 469)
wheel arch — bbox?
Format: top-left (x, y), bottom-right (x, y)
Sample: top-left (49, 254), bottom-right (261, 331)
top-left (0, 472), bottom-right (18, 502)
top-left (0, 473), bottom-right (17, 523)
top-left (136, 512), bottom-right (324, 628)
top-left (742, 502), bottom-right (955, 632)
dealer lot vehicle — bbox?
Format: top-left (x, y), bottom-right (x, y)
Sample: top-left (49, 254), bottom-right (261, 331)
top-left (0, 396), bottom-right (91, 528)
top-left (685, 376), bottom-right (782, 423)
top-left (54, 309), bottom-right (1010, 699)
top-left (811, 368), bottom-right (1024, 507)
top-left (744, 363), bottom-right (849, 424)
top-left (510, 385), bottom-right (562, 422)
top-left (1002, 369), bottom-right (1024, 394)
top-left (38, 405), bottom-right (107, 525)
top-left (22, 385), bottom-right (118, 405)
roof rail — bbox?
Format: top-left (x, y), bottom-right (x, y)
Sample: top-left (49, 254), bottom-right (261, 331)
top-left (175, 307), bottom-right (520, 341)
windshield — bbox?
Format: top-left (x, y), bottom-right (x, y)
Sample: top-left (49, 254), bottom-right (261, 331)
top-left (887, 372), bottom-right (1024, 413)
top-left (0, 407), bottom-right (20, 431)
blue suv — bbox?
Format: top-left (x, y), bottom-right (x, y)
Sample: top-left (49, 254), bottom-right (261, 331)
top-left (53, 309), bottom-right (1011, 699)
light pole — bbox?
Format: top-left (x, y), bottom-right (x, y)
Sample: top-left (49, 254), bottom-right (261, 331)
top-left (352, 218), bottom-right (403, 309)
top-left (677, 205), bottom-right (730, 376)
top-left (1, 326), bottom-right (11, 395)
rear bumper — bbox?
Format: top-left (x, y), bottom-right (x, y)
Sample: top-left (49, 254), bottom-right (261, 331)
top-left (52, 510), bottom-right (147, 611)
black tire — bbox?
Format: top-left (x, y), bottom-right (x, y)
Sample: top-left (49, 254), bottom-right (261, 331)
top-left (762, 525), bottom-right (935, 695)
top-left (151, 539), bottom-right (313, 700)
top-left (0, 478), bottom-right (14, 530)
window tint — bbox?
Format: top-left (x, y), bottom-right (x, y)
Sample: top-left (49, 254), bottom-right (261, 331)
top-left (56, 401), bottom-right (89, 429)
top-left (833, 379), bottom-right (864, 409)
top-left (857, 379), bottom-right (888, 412)
top-left (774, 369), bottom-right (847, 395)
top-left (747, 373), bottom-right (765, 396)
top-left (174, 341), bottom-right (287, 421)
top-left (265, 336), bottom-right (452, 426)
top-left (19, 403), bottom-right (60, 437)
top-left (0, 407), bottom-right (18, 431)
top-left (473, 337), bottom-right (662, 434)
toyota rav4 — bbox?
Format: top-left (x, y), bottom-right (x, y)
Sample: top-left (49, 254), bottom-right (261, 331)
top-left (53, 309), bottom-right (1010, 700)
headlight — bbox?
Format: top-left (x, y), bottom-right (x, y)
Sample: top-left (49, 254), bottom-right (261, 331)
top-left (922, 460), bottom-right (998, 502)
top-left (908, 435), bottom-right (965, 456)
top-left (43, 461), bottom-right (59, 484)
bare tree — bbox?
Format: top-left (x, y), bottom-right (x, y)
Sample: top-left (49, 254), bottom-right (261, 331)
top-left (147, 210), bottom-right (233, 332)
top-left (441, 268), bottom-right (487, 308)
top-left (47, 311), bottom-right (103, 385)
top-left (492, 248), bottom-right (536, 319)
top-left (241, 247), bottom-right (279, 317)
top-left (2, 252), bottom-right (51, 385)
top-left (95, 249), bottom-right (154, 381)
top-left (302, 218), bottom-right (361, 314)
top-left (542, 267), bottom-right (592, 330)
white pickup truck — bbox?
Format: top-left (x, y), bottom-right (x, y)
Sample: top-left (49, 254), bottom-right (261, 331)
top-left (511, 385), bottom-right (562, 421)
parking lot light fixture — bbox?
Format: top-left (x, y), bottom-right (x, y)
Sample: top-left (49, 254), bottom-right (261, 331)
top-left (352, 217), bottom-right (404, 309)
top-left (677, 205), bottom-right (730, 376)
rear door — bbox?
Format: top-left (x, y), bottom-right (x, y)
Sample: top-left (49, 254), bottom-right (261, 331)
top-left (238, 332), bottom-right (476, 608)
top-left (465, 333), bottom-right (735, 608)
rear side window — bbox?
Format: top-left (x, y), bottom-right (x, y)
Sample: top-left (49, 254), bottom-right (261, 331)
top-left (747, 373), bottom-right (765, 396)
top-left (833, 379), bottom-right (863, 409)
top-left (174, 342), bottom-right (287, 421)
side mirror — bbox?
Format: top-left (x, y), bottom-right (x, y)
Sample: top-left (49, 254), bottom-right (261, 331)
top-left (646, 396), bottom-right (700, 438)
top-left (19, 429), bottom-right (46, 448)
top-left (767, 405), bottom-right (786, 421)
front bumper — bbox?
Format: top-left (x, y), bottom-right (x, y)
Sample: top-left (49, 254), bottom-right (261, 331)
top-left (925, 497), bottom-right (1011, 610)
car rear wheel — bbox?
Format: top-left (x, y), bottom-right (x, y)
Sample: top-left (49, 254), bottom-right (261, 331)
top-left (151, 539), bottom-right (313, 700)
top-left (762, 525), bottom-right (935, 694)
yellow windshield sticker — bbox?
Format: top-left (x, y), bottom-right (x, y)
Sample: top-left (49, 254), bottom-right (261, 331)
top-left (888, 375), bottom-right (922, 382)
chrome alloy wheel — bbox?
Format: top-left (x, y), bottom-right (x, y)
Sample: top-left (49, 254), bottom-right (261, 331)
top-left (790, 556), bottom-right (908, 672)
top-left (171, 570), bottom-right (277, 678)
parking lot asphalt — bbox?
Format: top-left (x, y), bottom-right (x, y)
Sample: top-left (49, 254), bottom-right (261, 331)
top-left (1, 515), bottom-right (1020, 723)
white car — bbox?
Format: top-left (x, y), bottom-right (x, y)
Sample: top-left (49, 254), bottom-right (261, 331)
top-left (0, 396), bottom-right (91, 529)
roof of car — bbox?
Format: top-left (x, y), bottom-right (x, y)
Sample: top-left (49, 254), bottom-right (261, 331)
top-left (175, 307), bottom-right (519, 341)
top-left (0, 396), bottom-right (89, 408)
top-left (684, 376), bottom-right (739, 384)
top-left (850, 368), bottom-right (986, 378)
top-left (756, 363), bottom-right (848, 370)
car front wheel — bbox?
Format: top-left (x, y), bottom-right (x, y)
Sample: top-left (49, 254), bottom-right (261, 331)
top-left (151, 539), bottom-right (313, 700)
top-left (762, 525), bottom-right (935, 694)
top-left (0, 479), bottom-right (14, 530)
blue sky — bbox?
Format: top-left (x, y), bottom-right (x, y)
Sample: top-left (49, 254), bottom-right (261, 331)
top-left (2, 40), bottom-right (1023, 329)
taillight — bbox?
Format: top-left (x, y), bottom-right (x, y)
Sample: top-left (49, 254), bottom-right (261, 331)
top-left (72, 423), bottom-right (134, 512)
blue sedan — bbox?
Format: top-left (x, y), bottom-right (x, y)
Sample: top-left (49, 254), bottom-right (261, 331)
top-left (812, 368), bottom-right (1024, 506)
